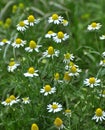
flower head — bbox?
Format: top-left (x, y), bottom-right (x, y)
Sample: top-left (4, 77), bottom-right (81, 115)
top-left (53, 31), bottom-right (69, 43)
top-left (25, 40), bottom-right (42, 52)
top-left (48, 14), bottom-right (63, 24)
top-left (63, 72), bottom-right (71, 82)
top-left (24, 67), bottom-right (39, 77)
top-left (0, 39), bottom-right (10, 46)
top-left (99, 34), bottom-right (105, 40)
top-left (31, 123), bottom-right (39, 130)
top-left (54, 117), bottom-right (64, 129)
top-left (63, 109), bottom-right (71, 116)
top-left (22, 97), bottom-right (30, 104)
top-left (47, 102), bottom-right (62, 113)
top-left (99, 90), bottom-right (105, 97)
top-left (62, 19), bottom-right (68, 26)
top-left (12, 38), bottom-right (26, 48)
top-left (45, 30), bottom-right (56, 38)
top-left (17, 20), bottom-right (28, 32)
top-left (68, 65), bottom-right (81, 76)
top-left (92, 108), bottom-right (105, 122)
top-left (100, 59), bottom-right (105, 67)
top-left (1, 98), bottom-right (13, 106)
top-left (63, 52), bottom-right (74, 63)
top-left (84, 77), bottom-right (100, 88)
top-left (87, 22), bottom-right (102, 31)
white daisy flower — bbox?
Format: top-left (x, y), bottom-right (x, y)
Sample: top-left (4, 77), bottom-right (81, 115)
top-left (25, 15), bottom-right (40, 26)
top-left (25, 40), bottom-right (42, 52)
top-left (63, 72), bottom-right (71, 83)
top-left (92, 108), bottom-right (105, 122)
top-left (1, 98), bottom-right (13, 106)
top-left (62, 19), bottom-right (69, 26)
top-left (40, 85), bottom-right (56, 96)
top-left (16, 20), bottom-right (28, 32)
top-left (45, 30), bottom-right (56, 38)
top-left (7, 59), bottom-right (20, 72)
top-left (63, 52), bottom-right (74, 64)
top-left (54, 73), bottom-right (63, 83)
top-left (84, 77), bottom-right (100, 88)
top-left (47, 102), bottom-right (62, 113)
top-left (42, 46), bottom-right (60, 59)
top-left (24, 67), bottom-right (39, 77)
top-left (99, 90), bottom-right (105, 97)
top-left (99, 35), bottom-right (105, 40)
top-left (87, 22), bottom-right (102, 31)
top-left (63, 109), bottom-right (71, 117)
top-left (54, 117), bottom-right (65, 130)
top-left (48, 13), bottom-right (63, 24)
top-left (12, 38), bottom-right (26, 48)
top-left (68, 65), bottom-right (81, 76)
top-left (22, 97), bottom-right (31, 104)
top-left (65, 61), bottom-right (78, 70)
top-left (0, 39), bottom-right (11, 46)
top-left (53, 31), bottom-right (69, 43)
top-left (100, 59), bottom-right (105, 67)
top-left (9, 95), bottom-right (20, 104)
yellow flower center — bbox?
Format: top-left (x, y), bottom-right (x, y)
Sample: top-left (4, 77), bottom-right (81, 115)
top-left (28, 67), bottom-right (35, 74)
top-left (9, 61), bottom-right (15, 66)
top-left (57, 31), bottom-right (64, 39)
top-left (71, 66), bottom-right (77, 73)
top-left (52, 14), bottom-right (58, 20)
top-left (102, 90), bottom-right (105, 95)
top-left (52, 104), bottom-right (58, 109)
top-left (28, 15), bottom-right (35, 22)
top-left (9, 95), bottom-right (16, 100)
top-left (102, 60), bottom-right (105, 63)
top-left (15, 38), bottom-right (22, 44)
top-left (48, 46), bottom-right (54, 55)
top-left (63, 19), bottom-right (68, 24)
top-left (5, 98), bottom-right (11, 103)
top-left (95, 108), bottom-right (103, 117)
top-left (91, 22), bottom-right (97, 28)
top-left (19, 21), bottom-right (25, 27)
top-left (54, 117), bottom-right (63, 127)
top-left (54, 73), bottom-right (59, 80)
top-left (89, 77), bottom-right (95, 84)
top-left (23, 97), bottom-right (29, 101)
top-left (64, 72), bottom-right (71, 81)
top-left (69, 61), bottom-right (74, 66)
top-left (44, 85), bottom-right (51, 92)
top-left (29, 40), bottom-right (37, 49)
top-left (64, 53), bottom-right (70, 59)
top-left (65, 109), bottom-right (71, 113)
top-left (48, 30), bottom-right (53, 34)
top-left (2, 39), bottom-right (8, 43)
top-left (31, 123), bottom-right (39, 130)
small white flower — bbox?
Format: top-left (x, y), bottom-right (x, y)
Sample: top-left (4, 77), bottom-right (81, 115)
top-left (45, 30), bottom-right (56, 38)
top-left (62, 19), bottom-right (68, 26)
top-left (47, 102), bottom-right (62, 113)
top-left (99, 35), bottom-right (105, 40)
top-left (84, 77), bottom-right (100, 88)
top-left (87, 22), bottom-right (102, 31)
top-left (63, 52), bottom-right (74, 64)
top-left (22, 97), bottom-right (31, 104)
top-left (9, 95), bottom-right (20, 104)
top-left (54, 73), bottom-right (63, 83)
top-left (99, 59), bottom-right (105, 67)
top-left (12, 38), bottom-right (26, 48)
top-left (54, 117), bottom-right (65, 130)
top-left (25, 40), bottom-right (42, 52)
top-left (48, 14), bottom-right (63, 24)
top-left (7, 60), bottom-right (20, 72)
top-left (40, 85), bottom-right (56, 96)
top-left (63, 109), bottom-right (71, 117)
top-left (1, 98), bottom-right (13, 106)
top-left (92, 108), bottom-right (105, 122)
top-left (0, 39), bottom-right (11, 46)
top-left (42, 46), bottom-right (60, 59)
top-left (68, 65), bottom-right (81, 76)
top-left (24, 67), bottom-right (39, 77)
top-left (16, 20), bottom-right (28, 32)
top-left (53, 31), bottom-right (69, 43)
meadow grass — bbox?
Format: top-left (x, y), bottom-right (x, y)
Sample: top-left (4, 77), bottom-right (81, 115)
top-left (0, 0), bottom-right (105, 130)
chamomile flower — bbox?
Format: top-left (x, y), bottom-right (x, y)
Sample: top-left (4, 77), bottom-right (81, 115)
top-left (22, 97), bottom-right (31, 104)
top-left (65, 61), bottom-right (77, 70)
top-left (63, 72), bottom-right (71, 82)
top-left (24, 67), bottom-right (39, 77)
top-left (31, 123), bottom-right (39, 130)
top-left (100, 59), bottom-right (105, 67)
top-left (54, 73), bottom-right (63, 83)
top-left (16, 20), bottom-right (28, 32)
top-left (0, 39), bottom-right (11, 46)
top-left (42, 46), bottom-right (60, 58)
top-left (63, 109), bottom-right (71, 116)
top-left (40, 85), bottom-right (56, 96)
top-left (25, 15), bottom-right (40, 26)
top-left (7, 59), bottom-right (20, 72)
top-left (1, 98), bottom-right (13, 106)
top-left (84, 77), bottom-right (100, 88)
top-left (9, 95), bottom-right (20, 104)
top-left (68, 65), bottom-right (81, 76)
top-left (47, 102), bottom-right (62, 113)
top-left (99, 90), bottom-right (105, 97)
top-left (99, 34), bottom-right (105, 40)
top-left (54, 117), bottom-right (64, 130)
top-left (53, 31), bottom-right (69, 43)
top-left (48, 13), bottom-right (63, 24)
top-left (62, 19), bottom-right (69, 26)
top-left (45, 30), bottom-right (56, 38)
top-left (25, 40), bottom-right (42, 52)
top-left (12, 38), bottom-right (26, 48)
top-left (87, 22), bottom-right (102, 31)
top-left (92, 108), bottom-right (105, 122)
top-left (63, 52), bottom-right (74, 63)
